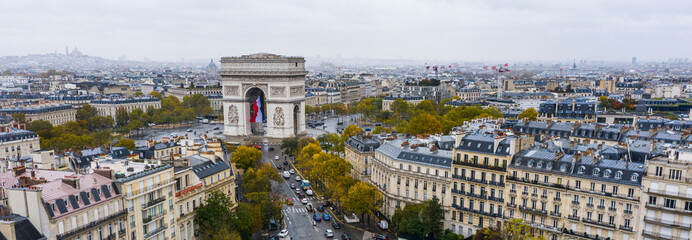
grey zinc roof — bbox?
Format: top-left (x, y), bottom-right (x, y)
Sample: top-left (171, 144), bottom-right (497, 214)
top-left (376, 139), bottom-right (452, 169)
top-left (548, 122), bottom-right (574, 131)
top-left (192, 159), bottom-right (231, 179)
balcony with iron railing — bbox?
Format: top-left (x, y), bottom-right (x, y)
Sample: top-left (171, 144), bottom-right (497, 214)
top-left (643, 230), bottom-right (683, 240)
top-left (518, 206), bottom-right (547, 216)
top-left (619, 225), bottom-right (633, 232)
top-left (453, 160), bottom-right (506, 172)
top-left (644, 216), bottom-right (692, 229)
top-left (142, 196), bottom-right (166, 209)
top-left (488, 180), bottom-right (505, 187)
top-left (647, 187), bottom-right (692, 199)
top-left (125, 179), bottom-right (173, 198)
top-left (567, 215), bottom-right (580, 221)
top-left (142, 210), bottom-right (167, 223)
top-left (561, 228), bottom-right (600, 240)
top-left (608, 207), bottom-right (617, 212)
top-left (525, 221), bottom-right (561, 233)
top-left (549, 211), bottom-right (560, 217)
top-left (581, 218), bottom-right (616, 229)
top-left (647, 173), bottom-right (692, 184)
top-left (143, 224), bottom-right (168, 239)
top-left (56, 210), bottom-right (127, 240)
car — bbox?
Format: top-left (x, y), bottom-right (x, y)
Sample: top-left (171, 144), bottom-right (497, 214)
top-left (278, 229), bottom-right (289, 238)
top-left (290, 183), bottom-right (296, 189)
top-left (289, 169), bottom-right (295, 174)
top-left (213, 127), bottom-right (220, 130)
top-left (283, 161), bottom-right (288, 165)
top-left (277, 164), bottom-right (282, 169)
top-left (307, 203), bottom-right (314, 211)
top-left (337, 121), bottom-right (343, 125)
top-left (325, 229), bottom-right (334, 238)
top-left (313, 214), bottom-right (321, 221)
top-left (294, 188), bottom-right (301, 194)
top-left (316, 205), bottom-right (325, 212)
top-left (269, 146), bottom-right (275, 151)
top-left (340, 233), bottom-right (351, 240)
top-left (323, 116), bottom-right (328, 120)
top-left (322, 214), bottom-right (330, 221)
top-left (148, 123), bottom-right (156, 127)
top-left (372, 235), bottom-right (389, 240)
top-left (306, 189), bottom-right (313, 196)
top-left (365, 128), bottom-right (371, 131)
top-left (301, 198), bottom-right (308, 204)
top-left (187, 128), bottom-right (193, 132)
top-left (298, 193), bottom-right (305, 199)
top-left (252, 144), bottom-right (262, 150)
top-left (275, 156), bottom-right (280, 161)
top-left (295, 176), bottom-right (301, 181)
top-left (332, 221), bottom-right (341, 229)
top-left (286, 198), bottom-right (293, 205)
top-left (323, 201), bottom-right (331, 207)
top-left (282, 171), bottom-right (290, 179)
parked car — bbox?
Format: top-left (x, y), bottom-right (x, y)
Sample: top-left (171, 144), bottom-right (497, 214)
top-left (372, 235), bottom-right (389, 240)
top-left (313, 214), bottom-right (321, 221)
top-left (324, 229), bottom-right (334, 238)
top-left (322, 214), bottom-right (330, 221)
top-left (340, 233), bottom-right (351, 240)
top-left (278, 229), bottom-right (289, 238)
top-left (290, 183), bottom-right (296, 189)
top-left (331, 221), bottom-right (340, 229)
top-left (213, 127), bottom-right (220, 130)
top-left (187, 128), bottom-right (193, 132)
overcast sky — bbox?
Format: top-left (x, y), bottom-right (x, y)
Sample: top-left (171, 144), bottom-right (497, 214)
top-left (1, 0), bottom-right (690, 62)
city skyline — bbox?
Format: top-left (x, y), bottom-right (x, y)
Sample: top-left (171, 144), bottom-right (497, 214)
top-left (1, 0), bottom-right (690, 62)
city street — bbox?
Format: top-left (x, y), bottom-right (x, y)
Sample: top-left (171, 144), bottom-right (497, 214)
top-left (259, 146), bottom-right (365, 240)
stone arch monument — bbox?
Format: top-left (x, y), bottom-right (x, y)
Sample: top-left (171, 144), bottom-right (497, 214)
top-left (220, 53), bottom-right (307, 138)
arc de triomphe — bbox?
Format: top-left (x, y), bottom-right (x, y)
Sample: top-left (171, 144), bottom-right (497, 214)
top-left (220, 53), bottom-right (307, 139)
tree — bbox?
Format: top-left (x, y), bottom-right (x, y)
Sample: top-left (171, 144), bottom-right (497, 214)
top-left (517, 108), bottom-right (538, 121)
top-left (415, 100), bottom-right (436, 113)
top-left (27, 120), bottom-right (53, 138)
top-left (149, 91), bottom-right (163, 100)
top-left (210, 228), bottom-right (241, 240)
top-left (229, 146), bottom-right (262, 171)
top-left (341, 125), bottom-right (363, 140)
top-left (11, 113), bottom-right (27, 124)
top-left (391, 98), bottom-right (411, 120)
top-left (242, 164), bottom-right (282, 193)
top-left (280, 137), bottom-right (299, 155)
top-left (115, 138), bottom-right (136, 151)
top-left (408, 113), bottom-right (442, 135)
top-left (342, 181), bottom-right (381, 223)
top-left (372, 126), bottom-right (383, 134)
top-left (232, 203), bottom-right (263, 240)
top-left (133, 92), bottom-right (144, 97)
top-left (183, 94), bottom-right (214, 116)
top-left (421, 196), bottom-right (444, 239)
top-left (115, 107), bottom-right (129, 126)
top-left (475, 219), bottom-right (546, 240)
top-left (195, 191), bottom-right (235, 239)
top-left (77, 104), bottom-right (98, 122)
top-left (1, 70), bottom-right (11, 76)
top-left (598, 96), bottom-right (610, 109)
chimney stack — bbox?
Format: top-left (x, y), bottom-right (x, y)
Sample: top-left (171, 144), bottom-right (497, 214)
top-left (61, 176), bottom-right (80, 189)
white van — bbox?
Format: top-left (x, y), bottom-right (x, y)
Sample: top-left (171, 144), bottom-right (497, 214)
top-left (306, 189), bottom-right (313, 196)
top-left (282, 171), bottom-right (290, 179)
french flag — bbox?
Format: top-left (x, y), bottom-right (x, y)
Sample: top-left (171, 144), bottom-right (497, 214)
top-left (250, 96), bottom-right (263, 122)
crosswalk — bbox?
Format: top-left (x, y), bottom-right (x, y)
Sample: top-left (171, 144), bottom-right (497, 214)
top-left (283, 206), bottom-right (309, 213)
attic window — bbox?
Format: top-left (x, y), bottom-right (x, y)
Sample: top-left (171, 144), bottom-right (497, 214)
top-left (467, 142), bottom-right (471, 147)
top-left (615, 171), bottom-right (623, 179)
top-left (631, 173), bottom-right (639, 182)
top-left (578, 166), bottom-right (585, 174)
top-left (603, 170), bottom-right (611, 178)
top-left (527, 160), bottom-right (534, 168)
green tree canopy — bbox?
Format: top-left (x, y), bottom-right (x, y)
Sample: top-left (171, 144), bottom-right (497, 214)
top-left (517, 108), bottom-right (538, 121)
top-left (229, 146), bottom-right (263, 171)
top-left (114, 138), bottom-right (136, 151)
top-left (408, 113), bottom-right (442, 135)
top-left (11, 113), bottom-right (27, 124)
top-left (280, 137), bottom-right (299, 155)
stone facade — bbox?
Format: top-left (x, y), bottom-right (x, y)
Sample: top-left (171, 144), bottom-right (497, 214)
top-left (220, 53), bottom-right (306, 138)
top-left (91, 98), bottom-right (161, 122)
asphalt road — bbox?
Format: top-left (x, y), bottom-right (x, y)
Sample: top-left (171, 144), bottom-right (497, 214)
top-left (260, 146), bottom-right (364, 240)
top-left (130, 122), bottom-right (224, 145)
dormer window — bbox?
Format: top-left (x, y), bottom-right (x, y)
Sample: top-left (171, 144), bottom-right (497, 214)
top-left (527, 160), bottom-right (534, 168)
top-left (631, 173), bottom-right (639, 182)
top-left (537, 161), bottom-right (543, 168)
top-left (603, 170), bottom-right (611, 178)
top-left (559, 164), bottom-right (567, 172)
top-left (615, 171), bottom-right (623, 180)
top-left (578, 166), bottom-right (585, 174)
top-left (593, 168), bottom-right (600, 176)
top-left (546, 162), bottom-right (553, 170)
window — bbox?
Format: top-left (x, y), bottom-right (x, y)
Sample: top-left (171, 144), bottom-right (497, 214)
top-left (592, 168), bottom-right (600, 176)
top-left (578, 166), bottom-right (585, 174)
top-left (612, 186), bottom-right (618, 195)
top-left (614, 171), bottom-right (623, 179)
top-left (685, 202), bottom-right (692, 211)
top-left (655, 166), bottom-right (663, 176)
top-left (664, 199), bottom-right (676, 209)
top-left (575, 180), bottom-right (581, 189)
top-left (669, 169), bottom-right (682, 180)
top-left (627, 188), bottom-right (634, 198)
top-left (631, 173), bottom-right (639, 181)
top-left (648, 196), bottom-right (657, 205)
top-left (603, 170), bottom-right (611, 178)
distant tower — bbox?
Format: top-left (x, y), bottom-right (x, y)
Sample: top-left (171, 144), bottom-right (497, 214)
top-left (632, 57), bottom-right (637, 65)
top-left (572, 59), bottom-right (577, 69)
top-left (65, 45), bottom-right (69, 55)
top-left (207, 58), bottom-right (218, 72)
